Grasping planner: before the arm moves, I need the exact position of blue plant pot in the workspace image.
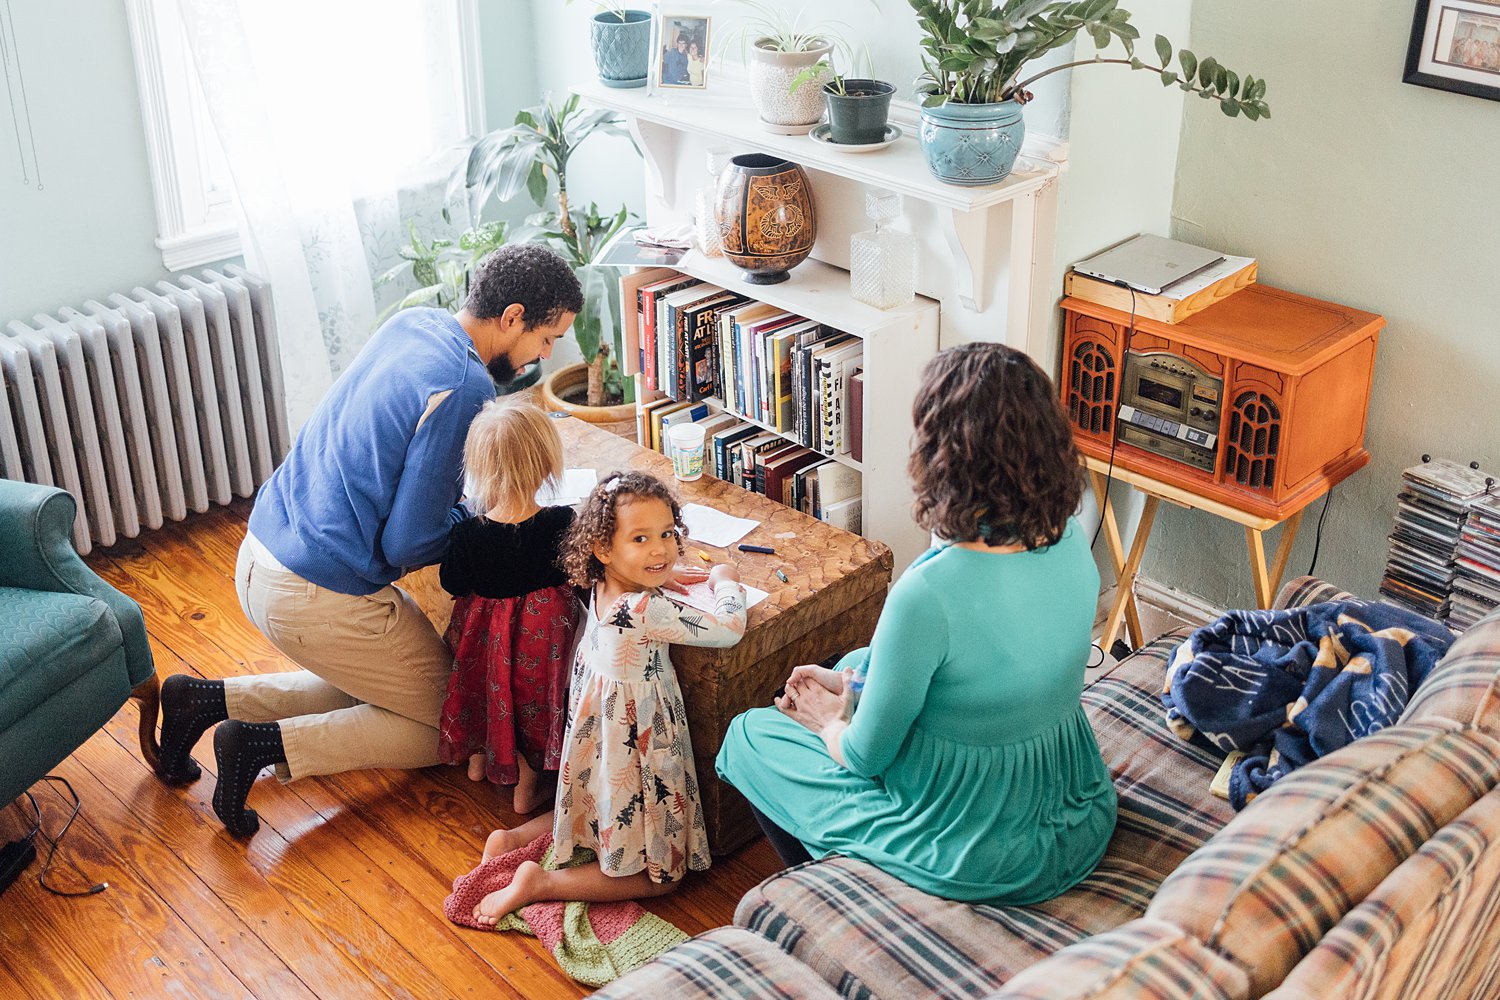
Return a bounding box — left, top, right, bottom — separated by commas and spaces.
918, 99, 1026, 187
591, 10, 652, 89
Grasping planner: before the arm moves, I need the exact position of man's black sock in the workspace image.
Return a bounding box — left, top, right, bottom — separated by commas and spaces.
156, 674, 228, 784
211, 720, 286, 837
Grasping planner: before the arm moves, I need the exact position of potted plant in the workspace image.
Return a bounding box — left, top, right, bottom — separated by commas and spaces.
569, 0, 653, 89
725, 1, 875, 134
449, 96, 640, 426
910, 0, 1270, 186
791, 52, 895, 146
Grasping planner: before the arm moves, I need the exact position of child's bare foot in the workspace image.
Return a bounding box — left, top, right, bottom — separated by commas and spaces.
511, 756, 550, 814
482, 827, 531, 862
473, 860, 545, 927
467, 753, 486, 782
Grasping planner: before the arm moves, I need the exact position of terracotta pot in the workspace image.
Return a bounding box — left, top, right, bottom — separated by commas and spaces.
540, 362, 636, 439
714, 153, 816, 285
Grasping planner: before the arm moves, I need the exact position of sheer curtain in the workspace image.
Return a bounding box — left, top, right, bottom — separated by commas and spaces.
176, 0, 473, 428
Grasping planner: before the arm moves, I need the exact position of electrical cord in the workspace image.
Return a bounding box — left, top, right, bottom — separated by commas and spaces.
1087, 284, 1139, 665
20, 776, 108, 897
1307, 488, 1334, 578
1088, 284, 1138, 552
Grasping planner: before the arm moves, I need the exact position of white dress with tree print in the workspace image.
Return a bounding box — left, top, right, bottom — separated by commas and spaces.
552, 582, 747, 882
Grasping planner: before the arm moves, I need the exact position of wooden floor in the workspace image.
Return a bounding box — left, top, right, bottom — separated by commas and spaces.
0, 500, 780, 999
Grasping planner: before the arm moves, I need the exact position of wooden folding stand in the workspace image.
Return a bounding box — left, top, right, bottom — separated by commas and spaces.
1089, 455, 1308, 652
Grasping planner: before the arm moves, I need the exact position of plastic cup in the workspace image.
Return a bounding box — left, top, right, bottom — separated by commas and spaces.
668, 422, 707, 482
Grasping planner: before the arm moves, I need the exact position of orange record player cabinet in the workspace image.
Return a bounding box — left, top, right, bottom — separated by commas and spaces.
1061, 284, 1382, 521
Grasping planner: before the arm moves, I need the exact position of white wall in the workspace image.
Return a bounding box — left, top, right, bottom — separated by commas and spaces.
1147, 0, 1500, 608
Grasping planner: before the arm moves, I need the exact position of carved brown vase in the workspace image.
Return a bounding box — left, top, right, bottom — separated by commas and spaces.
715, 153, 816, 285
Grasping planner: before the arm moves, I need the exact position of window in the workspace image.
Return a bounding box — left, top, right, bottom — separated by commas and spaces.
123, 0, 486, 272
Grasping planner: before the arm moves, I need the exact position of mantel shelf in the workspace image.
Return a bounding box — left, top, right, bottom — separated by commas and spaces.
574, 79, 1059, 214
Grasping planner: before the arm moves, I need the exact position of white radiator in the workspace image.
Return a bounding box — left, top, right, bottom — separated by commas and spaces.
2, 266, 289, 554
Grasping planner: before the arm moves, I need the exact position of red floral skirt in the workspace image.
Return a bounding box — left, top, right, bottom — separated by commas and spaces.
438, 585, 579, 785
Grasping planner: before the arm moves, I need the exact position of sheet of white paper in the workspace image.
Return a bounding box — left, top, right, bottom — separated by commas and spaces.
537, 468, 598, 507
681, 502, 760, 548
673, 580, 770, 614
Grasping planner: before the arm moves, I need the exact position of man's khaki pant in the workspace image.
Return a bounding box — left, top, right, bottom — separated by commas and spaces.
228, 536, 452, 781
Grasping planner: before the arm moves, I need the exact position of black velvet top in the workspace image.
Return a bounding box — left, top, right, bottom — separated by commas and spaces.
438, 506, 575, 599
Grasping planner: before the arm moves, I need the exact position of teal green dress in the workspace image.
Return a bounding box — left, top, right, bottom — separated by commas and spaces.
716, 521, 1117, 904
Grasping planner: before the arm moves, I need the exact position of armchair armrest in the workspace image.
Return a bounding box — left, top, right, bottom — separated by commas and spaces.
0, 479, 153, 687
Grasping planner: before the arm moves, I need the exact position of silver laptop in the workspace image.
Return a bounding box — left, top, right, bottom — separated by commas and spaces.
1072, 235, 1226, 295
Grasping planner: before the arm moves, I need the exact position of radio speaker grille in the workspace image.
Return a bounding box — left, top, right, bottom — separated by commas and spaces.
1226, 390, 1280, 489
1068, 341, 1115, 435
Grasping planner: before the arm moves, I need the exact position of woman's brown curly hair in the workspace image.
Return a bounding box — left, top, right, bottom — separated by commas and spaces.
907, 343, 1083, 550
559, 470, 687, 587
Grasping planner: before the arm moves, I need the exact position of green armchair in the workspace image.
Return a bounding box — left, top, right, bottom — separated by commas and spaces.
0, 479, 160, 807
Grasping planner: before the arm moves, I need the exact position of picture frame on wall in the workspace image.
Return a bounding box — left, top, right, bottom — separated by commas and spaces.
652, 11, 713, 92
1405, 0, 1500, 101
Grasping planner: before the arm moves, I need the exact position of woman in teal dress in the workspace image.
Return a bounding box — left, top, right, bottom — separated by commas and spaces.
716, 343, 1117, 905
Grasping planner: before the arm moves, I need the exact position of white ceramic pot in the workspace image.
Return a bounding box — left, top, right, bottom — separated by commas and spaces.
747, 37, 833, 135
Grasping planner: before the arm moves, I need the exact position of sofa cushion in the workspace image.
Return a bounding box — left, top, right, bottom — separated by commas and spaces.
735, 853, 1160, 1000
1146, 721, 1500, 996
1265, 787, 1500, 1000
1400, 610, 1500, 734
0, 586, 122, 731
591, 927, 845, 1000
1082, 631, 1236, 886
731, 632, 1239, 1000
1273, 576, 1356, 611
988, 918, 1249, 1000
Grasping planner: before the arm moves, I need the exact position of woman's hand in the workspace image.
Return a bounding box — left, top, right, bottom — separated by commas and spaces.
785, 664, 845, 696
776, 672, 852, 732
662, 564, 710, 593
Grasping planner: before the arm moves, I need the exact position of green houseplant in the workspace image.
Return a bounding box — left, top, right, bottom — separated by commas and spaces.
724, 1, 876, 133
450, 95, 638, 411
790, 48, 895, 146
909, 0, 1269, 185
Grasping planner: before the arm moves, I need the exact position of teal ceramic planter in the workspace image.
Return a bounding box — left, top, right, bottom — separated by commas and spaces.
590, 10, 651, 89
918, 99, 1026, 187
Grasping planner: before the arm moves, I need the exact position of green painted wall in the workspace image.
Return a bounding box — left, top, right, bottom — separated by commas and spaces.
1146, 0, 1499, 607
0, 1, 171, 321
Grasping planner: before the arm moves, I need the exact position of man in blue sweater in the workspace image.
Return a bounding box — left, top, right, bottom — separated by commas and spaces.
153, 243, 582, 836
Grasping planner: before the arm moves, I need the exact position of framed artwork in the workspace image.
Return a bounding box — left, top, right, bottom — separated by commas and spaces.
653, 11, 713, 91
1405, 0, 1500, 101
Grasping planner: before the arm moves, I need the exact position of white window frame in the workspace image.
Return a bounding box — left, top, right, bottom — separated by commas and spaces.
123, 0, 487, 272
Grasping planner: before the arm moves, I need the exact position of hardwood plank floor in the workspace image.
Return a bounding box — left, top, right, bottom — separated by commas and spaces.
1, 500, 780, 999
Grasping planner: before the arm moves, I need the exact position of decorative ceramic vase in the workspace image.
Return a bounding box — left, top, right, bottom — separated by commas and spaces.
748, 37, 833, 134
715, 153, 816, 285
918, 99, 1026, 186
824, 79, 895, 145
590, 10, 652, 89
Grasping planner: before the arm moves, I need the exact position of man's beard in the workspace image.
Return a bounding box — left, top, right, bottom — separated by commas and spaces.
487, 352, 523, 388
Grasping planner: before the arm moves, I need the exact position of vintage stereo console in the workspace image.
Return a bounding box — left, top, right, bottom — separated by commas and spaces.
1061, 284, 1382, 520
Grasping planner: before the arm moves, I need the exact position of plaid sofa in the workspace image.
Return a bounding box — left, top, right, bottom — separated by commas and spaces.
595, 577, 1500, 1000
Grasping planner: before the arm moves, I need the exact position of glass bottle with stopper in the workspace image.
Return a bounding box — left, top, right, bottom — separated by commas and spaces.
693, 148, 731, 258
850, 189, 916, 309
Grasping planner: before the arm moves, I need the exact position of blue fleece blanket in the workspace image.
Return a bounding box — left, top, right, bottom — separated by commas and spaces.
1162, 600, 1454, 809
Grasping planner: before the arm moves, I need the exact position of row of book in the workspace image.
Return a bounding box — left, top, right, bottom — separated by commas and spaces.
639, 397, 862, 533
632, 271, 864, 462
1378, 458, 1500, 631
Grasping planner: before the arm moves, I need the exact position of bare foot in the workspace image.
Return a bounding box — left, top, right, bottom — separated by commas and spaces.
482, 827, 529, 862
473, 860, 545, 927
511, 756, 551, 814
467, 753, 486, 782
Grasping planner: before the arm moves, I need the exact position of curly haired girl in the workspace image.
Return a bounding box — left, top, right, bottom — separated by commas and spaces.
466, 470, 747, 924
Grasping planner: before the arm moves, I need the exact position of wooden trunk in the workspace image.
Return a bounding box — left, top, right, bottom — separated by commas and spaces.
402, 416, 893, 854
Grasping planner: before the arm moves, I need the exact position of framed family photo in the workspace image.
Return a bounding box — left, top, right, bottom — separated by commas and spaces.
653, 11, 713, 91
1405, 0, 1500, 101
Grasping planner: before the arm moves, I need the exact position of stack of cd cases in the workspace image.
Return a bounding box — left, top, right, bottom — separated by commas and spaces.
1378, 458, 1493, 622
1451, 492, 1500, 631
